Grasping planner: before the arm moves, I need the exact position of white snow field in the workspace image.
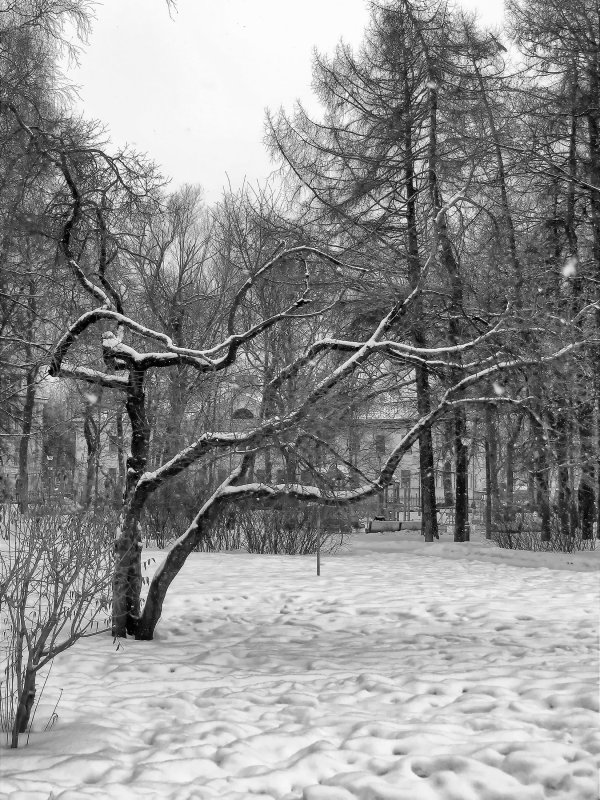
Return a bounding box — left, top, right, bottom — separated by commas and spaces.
2, 532, 599, 800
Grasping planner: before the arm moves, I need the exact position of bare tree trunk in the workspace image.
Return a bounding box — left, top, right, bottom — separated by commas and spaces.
485, 438, 493, 539
554, 409, 572, 538
11, 665, 36, 748
424, 64, 467, 541
82, 392, 101, 510
504, 412, 524, 525
115, 406, 126, 496
454, 409, 469, 542
578, 401, 595, 539
82, 410, 96, 509
18, 368, 37, 513
484, 405, 499, 535
530, 408, 551, 542
584, 60, 600, 541
442, 416, 454, 506
416, 367, 438, 541
404, 80, 438, 542
17, 280, 38, 513
113, 368, 150, 638
596, 383, 600, 540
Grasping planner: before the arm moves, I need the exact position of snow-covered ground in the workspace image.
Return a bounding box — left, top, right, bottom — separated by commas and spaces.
2, 532, 599, 799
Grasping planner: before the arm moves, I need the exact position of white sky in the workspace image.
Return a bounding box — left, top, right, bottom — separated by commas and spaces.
69, 0, 505, 203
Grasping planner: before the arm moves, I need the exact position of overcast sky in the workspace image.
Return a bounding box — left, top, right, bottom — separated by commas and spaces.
70, 0, 505, 203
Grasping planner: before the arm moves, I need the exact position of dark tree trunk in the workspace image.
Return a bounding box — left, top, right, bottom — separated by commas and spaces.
596, 369, 600, 540
404, 78, 438, 542
585, 49, 600, 539
82, 398, 100, 510
416, 367, 438, 541
115, 406, 126, 496
485, 438, 492, 540
12, 666, 36, 747
113, 508, 143, 637
578, 400, 596, 540
485, 405, 499, 534
504, 414, 523, 525
530, 410, 551, 542
554, 409, 572, 538
454, 408, 469, 542
17, 280, 38, 513
18, 368, 37, 513
442, 416, 454, 506
113, 367, 150, 638
424, 68, 467, 541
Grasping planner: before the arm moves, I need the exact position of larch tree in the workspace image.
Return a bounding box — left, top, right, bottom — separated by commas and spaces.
267, 0, 517, 542
508, 0, 600, 539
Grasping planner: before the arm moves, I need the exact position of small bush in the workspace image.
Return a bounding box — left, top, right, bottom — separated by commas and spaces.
141, 501, 348, 555
0, 511, 112, 748
492, 512, 597, 552
209, 504, 347, 555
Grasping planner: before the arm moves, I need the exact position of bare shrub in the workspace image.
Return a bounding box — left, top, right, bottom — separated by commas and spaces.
229, 504, 347, 555
141, 501, 349, 555
0, 512, 112, 748
142, 509, 186, 550
492, 512, 596, 553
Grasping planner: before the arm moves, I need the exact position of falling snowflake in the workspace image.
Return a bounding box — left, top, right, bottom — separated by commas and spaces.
492, 382, 505, 396
562, 257, 577, 277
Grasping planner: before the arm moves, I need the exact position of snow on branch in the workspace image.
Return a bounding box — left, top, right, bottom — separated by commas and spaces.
58, 364, 129, 390
48, 245, 357, 378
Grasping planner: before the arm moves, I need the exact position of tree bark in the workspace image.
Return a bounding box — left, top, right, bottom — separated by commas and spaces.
113, 367, 150, 637
485, 404, 499, 532
584, 55, 600, 540
416, 367, 438, 541
404, 78, 438, 542
454, 409, 469, 542
578, 400, 595, 539
485, 438, 492, 539
554, 409, 572, 538
424, 62, 468, 541
115, 406, 126, 496
530, 409, 551, 542
442, 416, 454, 506
82, 393, 101, 510
17, 280, 38, 513
18, 368, 37, 513
12, 666, 36, 747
